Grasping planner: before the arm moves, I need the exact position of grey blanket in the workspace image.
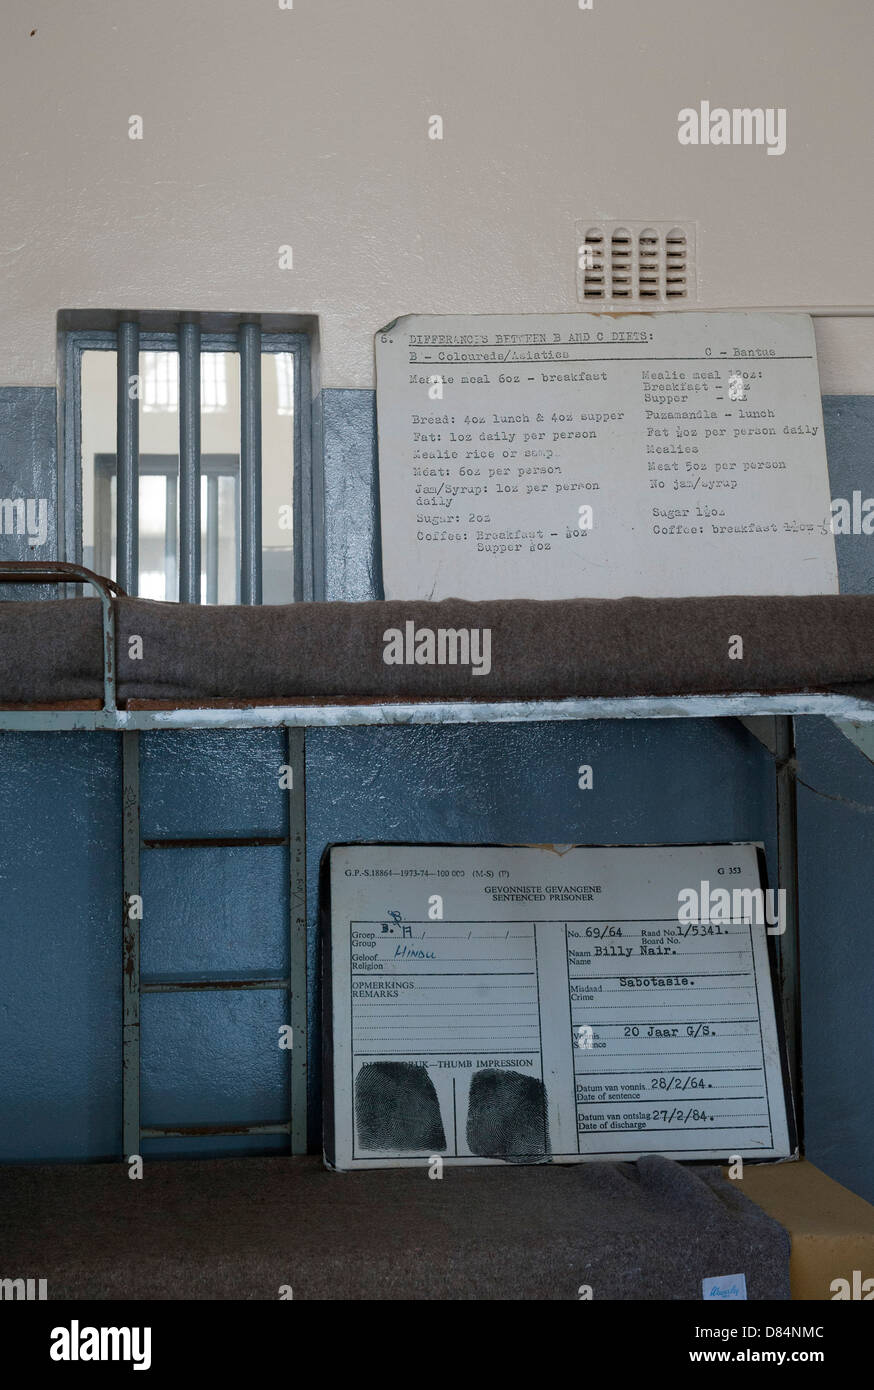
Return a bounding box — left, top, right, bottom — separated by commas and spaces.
0, 1153, 790, 1300
2, 592, 874, 704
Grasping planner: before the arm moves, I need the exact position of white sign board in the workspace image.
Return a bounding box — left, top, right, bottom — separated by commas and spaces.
324, 843, 794, 1170
375, 312, 838, 600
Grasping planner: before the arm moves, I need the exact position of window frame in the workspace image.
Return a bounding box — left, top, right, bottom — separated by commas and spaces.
61, 325, 317, 602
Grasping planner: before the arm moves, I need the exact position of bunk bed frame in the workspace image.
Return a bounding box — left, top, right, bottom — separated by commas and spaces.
3, 560, 874, 1160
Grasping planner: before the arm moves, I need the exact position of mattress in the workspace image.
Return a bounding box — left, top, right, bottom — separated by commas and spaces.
2, 593, 874, 706
0, 1152, 791, 1300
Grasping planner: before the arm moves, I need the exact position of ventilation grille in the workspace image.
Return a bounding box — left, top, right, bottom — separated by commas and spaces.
577, 221, 696, 306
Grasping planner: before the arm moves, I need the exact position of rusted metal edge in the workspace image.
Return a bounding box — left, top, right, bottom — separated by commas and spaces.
287, 725, 308, 1155
141, 978, 289, 993
142, 836, 287, 849
0, 561, 125, 712
141, 1122, 291, 1137
122, 731, 141, 1159
0, 560, 126, 595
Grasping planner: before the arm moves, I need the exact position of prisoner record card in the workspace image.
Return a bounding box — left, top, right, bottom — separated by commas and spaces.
375, 311, 838, 600
323, 843, 794, 1170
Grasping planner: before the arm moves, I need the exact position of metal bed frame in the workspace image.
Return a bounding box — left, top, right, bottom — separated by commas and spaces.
4, 560, 874, 1158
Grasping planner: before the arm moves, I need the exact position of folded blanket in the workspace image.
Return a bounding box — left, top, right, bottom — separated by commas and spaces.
0, 1152, 790, 1300
2, 593, 874, 705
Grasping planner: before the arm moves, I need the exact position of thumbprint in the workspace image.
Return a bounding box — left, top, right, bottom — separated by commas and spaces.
355, 1061, 446, 1151
466, 1068, 550, 1161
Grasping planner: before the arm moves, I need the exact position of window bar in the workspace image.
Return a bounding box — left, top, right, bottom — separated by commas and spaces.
116, 321, 140, 594
178, 323, 202, 603
233, 471, 241, 604
164, 472, 178, 602
206, 473, 219, 605
240, 323, 262, 604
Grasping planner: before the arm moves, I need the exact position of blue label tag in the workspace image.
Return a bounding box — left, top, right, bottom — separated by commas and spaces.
702, 1273, 748, 1300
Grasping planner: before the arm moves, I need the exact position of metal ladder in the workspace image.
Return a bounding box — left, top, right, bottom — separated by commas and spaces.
121, 726, 308, 1157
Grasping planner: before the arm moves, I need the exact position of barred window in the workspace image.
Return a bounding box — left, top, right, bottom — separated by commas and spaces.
62, 316, 314, 604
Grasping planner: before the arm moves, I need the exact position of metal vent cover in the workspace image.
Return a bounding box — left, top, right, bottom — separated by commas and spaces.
576, 220, 697, 307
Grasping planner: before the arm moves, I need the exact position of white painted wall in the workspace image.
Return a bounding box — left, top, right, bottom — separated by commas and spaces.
1, 0, 873, 390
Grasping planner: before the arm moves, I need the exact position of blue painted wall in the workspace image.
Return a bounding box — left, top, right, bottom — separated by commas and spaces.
304, 716, 777, 1148
0, 387, 57, 599
0, 384, 872, 1204
0, 732, 121, 1160
794, 718, 874, 1202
